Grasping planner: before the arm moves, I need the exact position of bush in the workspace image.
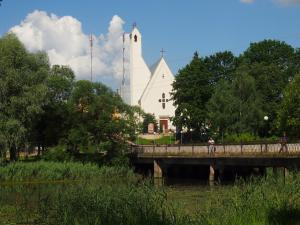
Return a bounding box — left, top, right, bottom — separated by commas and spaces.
42, 145, 73, 162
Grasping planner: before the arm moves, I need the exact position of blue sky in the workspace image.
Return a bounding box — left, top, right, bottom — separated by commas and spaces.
1, 0, 300, 88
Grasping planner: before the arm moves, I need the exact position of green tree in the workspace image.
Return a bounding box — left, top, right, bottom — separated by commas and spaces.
172, 52, 212, 133
0, 34, 49, 160
241, 40, 299, 134
208, 68, 264, 138
142, 113, 158, 133
207, 80, 236, 139
64, 80, 136, 158
204, 51, 238, 83
277, 73, 300, 139
33, 65, 75, 155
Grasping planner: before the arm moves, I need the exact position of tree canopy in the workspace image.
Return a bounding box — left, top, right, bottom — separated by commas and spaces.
172, 40, 300, 142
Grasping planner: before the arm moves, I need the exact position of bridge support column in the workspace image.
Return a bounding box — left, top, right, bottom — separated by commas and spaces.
154, 160, 164, 186
209, 165, 215, 186
154, 160, 163, 178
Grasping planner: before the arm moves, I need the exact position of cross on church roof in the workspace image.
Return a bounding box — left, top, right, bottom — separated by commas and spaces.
160, 48, 166, 57
132, 22, 137, 29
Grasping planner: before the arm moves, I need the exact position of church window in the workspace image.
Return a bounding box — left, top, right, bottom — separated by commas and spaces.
134, 35, 137, 42
162, 74, 165, 79
159, 93, 168, 109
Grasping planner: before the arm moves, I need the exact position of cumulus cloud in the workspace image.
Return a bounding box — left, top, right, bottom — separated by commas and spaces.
240, 0, 255, 4
275, 0, 300, 5
10, 10, 129, 87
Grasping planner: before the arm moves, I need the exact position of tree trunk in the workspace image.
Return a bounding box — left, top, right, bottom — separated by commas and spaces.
9, 146, 18, 161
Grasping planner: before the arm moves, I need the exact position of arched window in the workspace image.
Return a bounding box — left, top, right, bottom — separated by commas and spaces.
134, 35, 137, 42
162, 93, 165, 98
162, 103, 165, 109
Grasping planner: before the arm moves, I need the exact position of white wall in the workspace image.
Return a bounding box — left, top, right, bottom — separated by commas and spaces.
129, 27, 151, 106
140, 58, 176, 130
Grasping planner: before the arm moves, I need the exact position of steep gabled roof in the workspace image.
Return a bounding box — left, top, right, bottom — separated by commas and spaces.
139, 57, 173, 104
149, 57, 162, 75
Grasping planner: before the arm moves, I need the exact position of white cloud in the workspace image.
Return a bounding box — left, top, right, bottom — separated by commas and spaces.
10, 10, 129, 88
240, 0, 255, 4
275, 0, 300, 5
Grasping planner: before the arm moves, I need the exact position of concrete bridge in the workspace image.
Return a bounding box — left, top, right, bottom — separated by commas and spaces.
130, 142, 300, 185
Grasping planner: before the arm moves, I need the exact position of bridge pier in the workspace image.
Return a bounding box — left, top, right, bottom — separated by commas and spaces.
209, 165, 215, 186
153, 160, 164, 186
154, 160, 163, 178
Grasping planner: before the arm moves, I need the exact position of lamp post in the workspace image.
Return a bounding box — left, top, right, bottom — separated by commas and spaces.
153, 132, 156, 145
190, 128, 194, 142
169, 131, 172, 144
263, 115, 269, 152
264, 115, 269, 137
180, 130, 183, 145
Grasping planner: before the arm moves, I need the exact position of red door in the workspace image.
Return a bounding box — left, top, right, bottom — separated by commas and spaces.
160, 119, 168, 133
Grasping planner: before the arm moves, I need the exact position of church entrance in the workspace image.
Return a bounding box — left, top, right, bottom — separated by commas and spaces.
159, 118, 168, 133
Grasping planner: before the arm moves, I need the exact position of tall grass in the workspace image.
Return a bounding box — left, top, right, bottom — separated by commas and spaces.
0, 161, 135, 182
1, 162, 300, 225
197, 172, 300, 225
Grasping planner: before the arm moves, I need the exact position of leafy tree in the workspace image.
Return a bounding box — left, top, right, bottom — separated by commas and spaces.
0, 34, 49, 160
277, 73, 300, 139
241, 40, 299, 134
63, 80, 136, 158
32, 65, 75, 155
207, 80, 236, 139
204, 51, 238, 83
208, 67, 264, 138
172, 52, 212, 133
142, 113, 158, 133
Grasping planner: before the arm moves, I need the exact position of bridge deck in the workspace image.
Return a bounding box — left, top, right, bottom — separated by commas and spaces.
132, 143, 300, 158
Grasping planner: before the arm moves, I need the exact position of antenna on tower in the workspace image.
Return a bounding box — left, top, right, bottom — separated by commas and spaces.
89, 34, 93, 82
120, 32, 126, 98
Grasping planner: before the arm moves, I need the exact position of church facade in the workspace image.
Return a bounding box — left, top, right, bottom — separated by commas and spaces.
125, 26, 176, 132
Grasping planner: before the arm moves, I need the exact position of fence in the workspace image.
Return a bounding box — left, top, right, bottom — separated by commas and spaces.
132, 142, 300, 157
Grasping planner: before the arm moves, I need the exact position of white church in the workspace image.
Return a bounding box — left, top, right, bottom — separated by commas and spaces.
122, 25, 176, 132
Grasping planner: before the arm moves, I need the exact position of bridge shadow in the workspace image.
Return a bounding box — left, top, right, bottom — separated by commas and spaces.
268, 207, 300, 225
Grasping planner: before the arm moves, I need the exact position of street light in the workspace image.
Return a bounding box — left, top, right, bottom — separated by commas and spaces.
263, 115, 269, 152
180, 130, 183, 145
264, 115, 269, 137
153, 132, 156, 145
190, 128, 194, 142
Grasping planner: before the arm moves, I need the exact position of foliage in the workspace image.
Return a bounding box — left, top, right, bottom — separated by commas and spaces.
173, 40, 300, 141
142, 113, 158, 133
277, 73, 300, 139
0, 33, 49, 160
172, 52, 212, 133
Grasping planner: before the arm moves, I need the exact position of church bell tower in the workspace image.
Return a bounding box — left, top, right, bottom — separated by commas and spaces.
129, 24, 151, 106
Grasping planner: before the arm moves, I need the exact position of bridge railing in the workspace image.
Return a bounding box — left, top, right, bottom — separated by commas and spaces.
131, 142, 300, 156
